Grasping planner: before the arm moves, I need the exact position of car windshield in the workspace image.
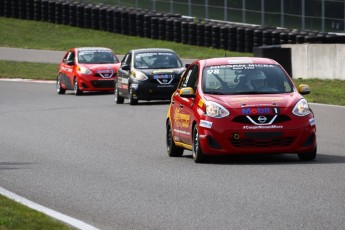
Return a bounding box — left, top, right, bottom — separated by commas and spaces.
202, 64, 294, 95
134, 52, 182, 69
77, 49, 119, 64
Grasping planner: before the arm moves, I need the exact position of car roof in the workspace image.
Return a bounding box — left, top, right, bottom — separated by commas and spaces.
131, 48, 176, 53
200, 57, 279, 66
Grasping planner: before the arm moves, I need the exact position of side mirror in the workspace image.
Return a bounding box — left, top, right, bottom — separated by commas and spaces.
179, 87, 195, 98
185, 64, 190, 68
298, 84, 310, 95
121, 64, 130, 71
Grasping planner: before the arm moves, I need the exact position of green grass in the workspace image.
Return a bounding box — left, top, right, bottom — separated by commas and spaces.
0, 61, 58, 80
293, 79, 345, 106
0, 17, 246, 59
0, 195, 74, 230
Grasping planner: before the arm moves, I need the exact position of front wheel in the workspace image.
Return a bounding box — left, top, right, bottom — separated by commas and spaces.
166, 120, 184, 157
74, 78, 82, 96
114, 82, 124, 104
298, 146, 317, 161
128, 86, 138, 105
192, 124, 207, 163
56, 76, 65, 94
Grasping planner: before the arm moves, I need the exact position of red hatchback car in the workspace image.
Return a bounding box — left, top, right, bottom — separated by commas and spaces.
56, 47, 120, 95
166, 57, 317, 163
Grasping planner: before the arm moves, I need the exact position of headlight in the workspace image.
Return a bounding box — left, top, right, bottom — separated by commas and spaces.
132, 70, 148, 81
205, 101, 230, 118
76, 66, 92, 75
292, 99, 311, 116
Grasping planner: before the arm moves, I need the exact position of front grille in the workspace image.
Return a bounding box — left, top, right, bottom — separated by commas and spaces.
90, 80, 114, 88
230, 136, 295, 148
232, 115, 291, 124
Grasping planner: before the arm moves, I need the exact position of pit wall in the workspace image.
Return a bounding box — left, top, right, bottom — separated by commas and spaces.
282, 44, 345, 80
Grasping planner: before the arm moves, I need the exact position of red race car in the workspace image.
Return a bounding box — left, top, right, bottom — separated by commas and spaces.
166, 57, 317, 163
56, 47, 120, 95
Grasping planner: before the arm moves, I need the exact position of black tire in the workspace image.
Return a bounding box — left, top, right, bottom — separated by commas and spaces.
298, 146, 317, 161
166, 120, 184, 157
56, 76, 66, 94
128, 85, 138, 105
74, 78, 82, 96
114, 82, 124, 104
192, 124, 207, 163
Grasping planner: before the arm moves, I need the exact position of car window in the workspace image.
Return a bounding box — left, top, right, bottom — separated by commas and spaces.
179, 64, 199, 90
64, 51, 75, 63
134, 52, 182, 69
202, 64, 293, 94
78, 49, 118, 64
121, 52, 132, 67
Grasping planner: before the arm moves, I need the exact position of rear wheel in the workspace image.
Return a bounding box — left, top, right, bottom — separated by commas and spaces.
56, 77, 65, 94
166, 120, 184, 157
74, 78, 82, 96
192, 124, 207, 163
129, 85, 138, 105
298, 146, 317, 161
114, 82, 124, 104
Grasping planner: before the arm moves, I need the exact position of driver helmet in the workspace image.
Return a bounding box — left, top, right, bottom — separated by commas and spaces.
247, 70, 266, 90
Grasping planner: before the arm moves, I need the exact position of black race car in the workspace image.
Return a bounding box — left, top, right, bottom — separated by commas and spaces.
114, 48, 186, 105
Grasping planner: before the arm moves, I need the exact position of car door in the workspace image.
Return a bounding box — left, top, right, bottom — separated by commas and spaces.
58, 50, 75, 89
171, 64, 199, 145
117, 52, 132, 97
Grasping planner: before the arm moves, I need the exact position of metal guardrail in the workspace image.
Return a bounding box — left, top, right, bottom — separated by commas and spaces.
75, 0, 345, 33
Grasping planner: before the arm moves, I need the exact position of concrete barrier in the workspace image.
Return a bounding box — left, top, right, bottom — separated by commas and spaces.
282, 44, 345, 80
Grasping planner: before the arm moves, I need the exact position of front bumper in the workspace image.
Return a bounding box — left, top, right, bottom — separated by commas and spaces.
132, 82, 177, 100
79, 76, 115, 91
197, 116, 317, 156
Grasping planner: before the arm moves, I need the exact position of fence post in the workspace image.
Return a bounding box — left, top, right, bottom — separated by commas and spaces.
261, 0, 264, 26
321, 0, 324, 32
301, 0, 305, 30
242, 0, 246, 23
205, 0, 208, 19
170, 0, 173, 13
224, 0, 227, 21
281, 0, 284, 28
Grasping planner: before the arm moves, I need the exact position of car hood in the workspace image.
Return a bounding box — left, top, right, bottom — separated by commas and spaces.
204, 93, 303, 109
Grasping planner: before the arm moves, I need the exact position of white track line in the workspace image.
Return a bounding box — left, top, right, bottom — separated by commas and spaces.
0, 186, 99, 230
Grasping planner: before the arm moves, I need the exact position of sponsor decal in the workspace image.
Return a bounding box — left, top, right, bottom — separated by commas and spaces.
97, 69, 113, 74
241, 107, 279, 115
173, 109, 190, 128
309, 118, 316, 126
61, 66, 73, 72
209, 64, 275, 70
198, 99, 204, 108
173, 129, 191, 135
200, 120, 212, 129
153, 74, 173, 79
229, 97, 284, 105
243, 125, 283, 130
121, 78, 129, 84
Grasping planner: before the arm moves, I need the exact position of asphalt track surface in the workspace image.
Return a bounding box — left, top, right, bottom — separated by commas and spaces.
1, 48, 345, 229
